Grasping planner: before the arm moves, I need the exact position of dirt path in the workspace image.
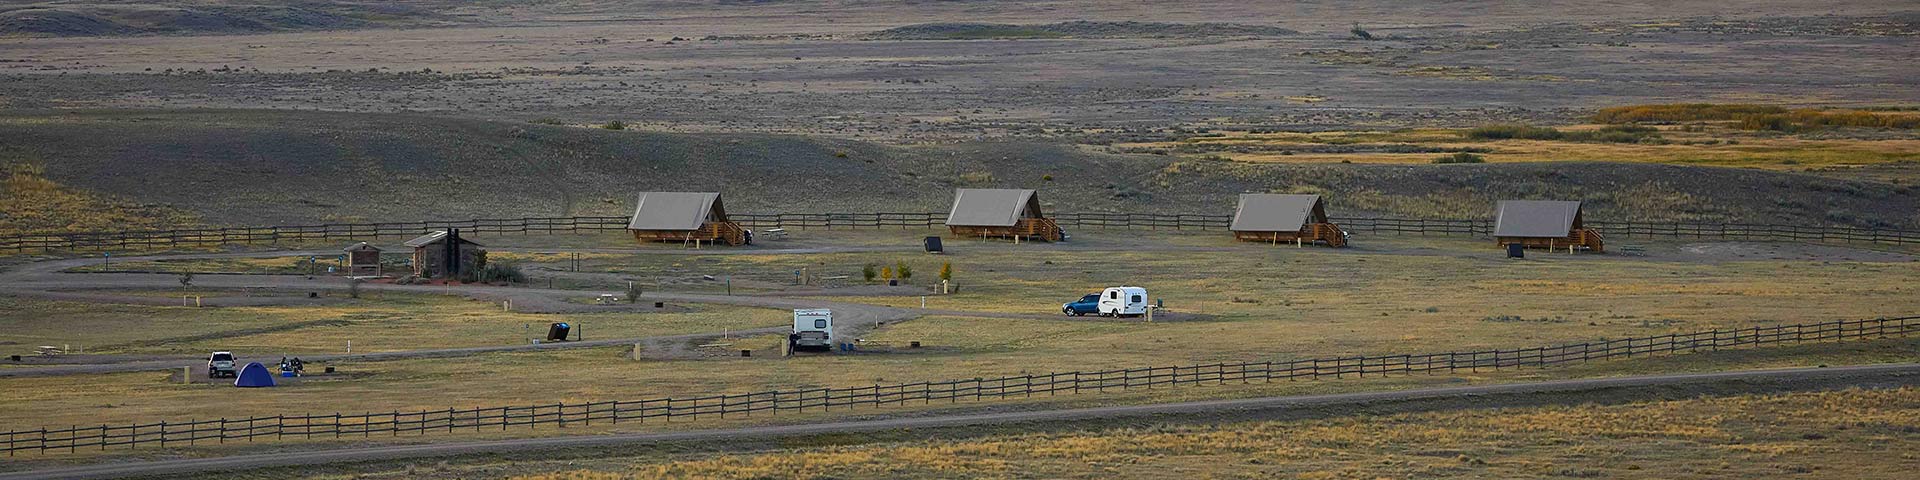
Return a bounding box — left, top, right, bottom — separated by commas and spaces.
3, 363, 1913, 480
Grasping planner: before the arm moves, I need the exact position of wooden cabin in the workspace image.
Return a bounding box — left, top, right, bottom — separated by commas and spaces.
627, 192, 748, 246
1494, 200, 1603, 252
944, 189, 1061, 242
1229, 194, 1347, 247
404, 229, 487, 278
343, 242, 383, 276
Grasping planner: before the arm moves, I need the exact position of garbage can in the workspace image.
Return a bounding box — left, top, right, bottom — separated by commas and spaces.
546, 322, 572, 342
924, 236, 944, 254
1506, 243, 1525, 258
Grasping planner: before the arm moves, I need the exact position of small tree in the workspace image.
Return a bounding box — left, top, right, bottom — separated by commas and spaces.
347, 277, 364, 299
626, 281, 642, 303
862, 264, 878, 283
1350, 23, 1374, 40
880, 266, 894, 281
178, 272, 194, 288
939, 262, 952, 282
896, 261, 913, 282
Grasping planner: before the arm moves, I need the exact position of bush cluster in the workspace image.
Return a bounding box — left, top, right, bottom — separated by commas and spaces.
1592, 103, 1786, 123
1432, 152, 1485, 164
1463, 124, 1661, 143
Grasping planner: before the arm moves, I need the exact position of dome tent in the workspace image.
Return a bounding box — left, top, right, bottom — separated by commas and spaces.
234, 362, 276, 388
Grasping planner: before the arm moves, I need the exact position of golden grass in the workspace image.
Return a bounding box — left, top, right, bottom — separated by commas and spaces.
509, 387, 1920, 480
0, 163, 203, 236
1116, 126, 1920, 169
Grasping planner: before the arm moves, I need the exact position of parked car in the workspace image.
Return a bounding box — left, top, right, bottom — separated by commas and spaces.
1062, 293, 1101, 316
207, 351, 237, 378
1063, 287, 1149, 317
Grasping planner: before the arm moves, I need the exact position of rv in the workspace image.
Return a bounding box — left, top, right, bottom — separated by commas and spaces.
791, 309, 834, 351
1098, 286, 1148, 317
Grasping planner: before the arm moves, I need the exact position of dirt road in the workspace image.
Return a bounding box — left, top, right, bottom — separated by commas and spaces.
3, 363, 1913, 480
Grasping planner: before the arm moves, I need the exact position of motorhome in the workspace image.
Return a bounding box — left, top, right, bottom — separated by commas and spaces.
791, 309, 833, 351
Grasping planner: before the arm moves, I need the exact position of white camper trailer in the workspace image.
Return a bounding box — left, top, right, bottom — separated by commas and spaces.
1099, 286, 1148, 317
791, 309, 834, 350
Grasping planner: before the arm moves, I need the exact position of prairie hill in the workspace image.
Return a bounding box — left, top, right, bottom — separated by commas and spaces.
1, 110, 1915, 231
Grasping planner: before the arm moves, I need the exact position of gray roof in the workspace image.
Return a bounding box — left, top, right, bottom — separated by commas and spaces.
1494, 200, 1583, 237
945, 189, 1041, 227
343, 242, 381, 252
1230, 194, 1324, 232
403, 231, 482, 248
627, 192, 724, 230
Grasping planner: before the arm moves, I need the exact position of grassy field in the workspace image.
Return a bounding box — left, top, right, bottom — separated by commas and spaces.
0, 294, 787, 355
0, 162, 203, 236
1, 231, 1916, 460
3, 337, 1910, 470
506, 386, 1920, 479
1115, 124, 1920, 170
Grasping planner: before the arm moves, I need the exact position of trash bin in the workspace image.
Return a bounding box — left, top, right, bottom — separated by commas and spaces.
546, 322, 572, 342
924, 236, 944, 253
1506, 243, 1525, 258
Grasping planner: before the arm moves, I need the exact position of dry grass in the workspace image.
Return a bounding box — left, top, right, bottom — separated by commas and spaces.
0, 162, 202, 236
508, 387, 1920, 479
1115, 126, 1920, 170
3, 233, 1918, 431
0, 294, 787, 355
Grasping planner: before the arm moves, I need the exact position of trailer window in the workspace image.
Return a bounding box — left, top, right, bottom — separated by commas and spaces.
1131, 295, 1142, 303
1109, 291, 1118, 299
815, 319, 828, 329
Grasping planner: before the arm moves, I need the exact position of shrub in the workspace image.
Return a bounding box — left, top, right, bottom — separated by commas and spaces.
1592, 103, 1786, 123
896, 261, 912, 281
880, 266, 894, 280
475, 263, 526, 284
939, 262, 952, 282
1464, 125, 1562, 140
1433, 152, 1485, 164
862, 264, 878, 282
626, 282, 642, 303
601, 120, 626, 130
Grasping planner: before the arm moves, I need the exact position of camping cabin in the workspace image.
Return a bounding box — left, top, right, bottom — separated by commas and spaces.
1494, 200, 1603, 253
343, 242, 383, 276
405, 229, 487, 278
627, 192, 748, 246
1229, 194, 1346, 247
944, 188, 1061, 242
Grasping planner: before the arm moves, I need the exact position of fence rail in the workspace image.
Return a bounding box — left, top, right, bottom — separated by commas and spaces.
6, 213, 1920, 253
6, 315, 1913, 456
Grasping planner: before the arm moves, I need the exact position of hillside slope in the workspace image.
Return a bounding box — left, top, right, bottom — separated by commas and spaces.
1, 110, 1915, 231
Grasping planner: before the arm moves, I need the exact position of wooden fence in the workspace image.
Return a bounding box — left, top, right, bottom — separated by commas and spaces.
5, 213, 1919, 253
6, 315, 1914, 456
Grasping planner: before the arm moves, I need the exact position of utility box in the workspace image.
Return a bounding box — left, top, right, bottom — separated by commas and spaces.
791, 309, 833, 351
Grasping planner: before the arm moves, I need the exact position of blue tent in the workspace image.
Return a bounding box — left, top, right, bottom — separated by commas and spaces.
234, 362, 276, 388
